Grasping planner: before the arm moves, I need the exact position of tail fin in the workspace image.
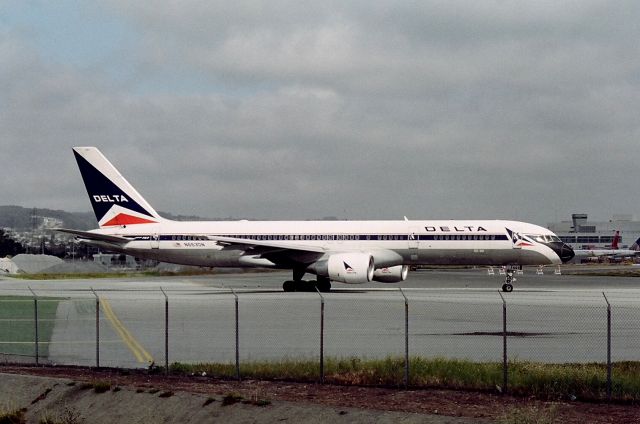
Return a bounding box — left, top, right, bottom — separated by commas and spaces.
73, 147, 164, 228
631, 238, 640, 251
611, 230, 621, 249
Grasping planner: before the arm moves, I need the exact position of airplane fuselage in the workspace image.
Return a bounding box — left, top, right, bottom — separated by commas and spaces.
88, 219, 565, 269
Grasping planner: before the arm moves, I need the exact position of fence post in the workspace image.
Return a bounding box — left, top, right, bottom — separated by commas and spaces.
231, 289, 240, 381
160, 287, 169, 375
28, 287, 39, 365
315, 287, 325, 384
91, 288, 100, 368
399, 288, 409, 388
498, 291, 507, 395
603, 292, 611, 402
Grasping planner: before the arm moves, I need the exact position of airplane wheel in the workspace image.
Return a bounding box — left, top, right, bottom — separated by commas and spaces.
283, 280, 296, 292
502, 283, 513, 293
317, 280, 331, 292
294, 280, 314, 292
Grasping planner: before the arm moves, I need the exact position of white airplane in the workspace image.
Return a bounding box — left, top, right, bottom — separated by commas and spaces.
573, 231, 640, 258
58, 147, 575, 292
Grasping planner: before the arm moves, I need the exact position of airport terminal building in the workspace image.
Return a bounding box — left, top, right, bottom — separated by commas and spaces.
547, 213, 640, 251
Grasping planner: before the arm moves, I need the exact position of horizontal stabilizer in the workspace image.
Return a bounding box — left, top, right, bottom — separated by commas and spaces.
56, 228, 129, 245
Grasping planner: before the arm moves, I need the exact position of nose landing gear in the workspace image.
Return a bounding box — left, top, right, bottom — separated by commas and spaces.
501, 267, 519, 292
501, 272, 514, 292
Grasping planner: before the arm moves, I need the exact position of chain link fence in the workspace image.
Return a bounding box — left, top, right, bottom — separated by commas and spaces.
1, 287, 639, 399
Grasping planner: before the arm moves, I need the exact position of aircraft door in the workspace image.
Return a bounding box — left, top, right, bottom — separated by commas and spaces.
151, 234, 160, 249
409, 230, 418, 249
409, 227, 419, 261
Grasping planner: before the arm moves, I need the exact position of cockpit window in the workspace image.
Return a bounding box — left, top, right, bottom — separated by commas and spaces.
525, 234, 546, 243
524, 234, 561, 243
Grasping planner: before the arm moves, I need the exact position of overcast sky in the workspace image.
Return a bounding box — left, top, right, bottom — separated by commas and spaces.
1, 1, 639, 225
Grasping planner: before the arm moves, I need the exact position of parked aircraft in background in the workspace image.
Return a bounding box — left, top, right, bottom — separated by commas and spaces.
573, 231, 640, 258
58, 147, 575, 292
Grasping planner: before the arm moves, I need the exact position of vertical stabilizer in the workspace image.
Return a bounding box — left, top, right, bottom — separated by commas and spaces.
611, 230, 621, 249
73, 147, 163, 228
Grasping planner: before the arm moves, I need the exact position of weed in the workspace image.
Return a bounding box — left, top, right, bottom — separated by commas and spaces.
169, 357, 640, 402
246, 388, 271, 407
497, 404, 559, 424
39, 406, 83, 424
222, 392, 244, 406
59, 406, 83, 424
250, 399, 271, 407
90, 380, 111, 394
38, 414, 53, 424
202, 397, 216, 407
0, 406, 25, 424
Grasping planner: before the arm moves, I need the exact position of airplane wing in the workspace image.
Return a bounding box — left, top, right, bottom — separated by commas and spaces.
207, 235, 327, 266
207, 236, 403, 269
207, 235, 326, 253
56, 228, 130, 245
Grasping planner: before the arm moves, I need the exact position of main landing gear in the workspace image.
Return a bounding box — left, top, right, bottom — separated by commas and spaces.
283, 275, 331, 292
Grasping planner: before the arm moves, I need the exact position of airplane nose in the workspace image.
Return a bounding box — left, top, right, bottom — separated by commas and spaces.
546, 242, 574, 263
559, 243, 575, 263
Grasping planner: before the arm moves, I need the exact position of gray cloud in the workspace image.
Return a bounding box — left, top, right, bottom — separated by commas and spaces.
1, 1, 640, 224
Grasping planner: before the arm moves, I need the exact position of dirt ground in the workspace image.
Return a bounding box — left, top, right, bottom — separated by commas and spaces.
1, 365, 639, 423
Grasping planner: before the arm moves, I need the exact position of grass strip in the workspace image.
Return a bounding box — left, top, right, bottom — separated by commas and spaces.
9, 271, 214, 280
9, 268, 276, 280
170, 357, 640, 402
0, 296, 60, 358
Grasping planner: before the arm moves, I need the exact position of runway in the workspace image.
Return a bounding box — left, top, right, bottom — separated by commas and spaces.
1, 268, 640, 369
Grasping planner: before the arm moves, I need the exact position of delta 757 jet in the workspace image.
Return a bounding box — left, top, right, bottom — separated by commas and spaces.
58, 147, 575, 292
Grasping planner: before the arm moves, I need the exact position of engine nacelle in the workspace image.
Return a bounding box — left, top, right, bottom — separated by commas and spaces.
327, 253, 374, 284
372, 265, 409, 283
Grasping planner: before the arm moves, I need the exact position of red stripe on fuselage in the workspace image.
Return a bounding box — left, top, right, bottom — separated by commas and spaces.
102, 213, 156, 226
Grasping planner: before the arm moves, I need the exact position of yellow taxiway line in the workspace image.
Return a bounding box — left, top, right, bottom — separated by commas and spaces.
100, 298, 153, 364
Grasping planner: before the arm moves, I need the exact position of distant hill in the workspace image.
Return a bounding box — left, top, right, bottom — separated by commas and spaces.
0, 205, 217, 231
0, 205, 339, 231
0, 206, 97, 231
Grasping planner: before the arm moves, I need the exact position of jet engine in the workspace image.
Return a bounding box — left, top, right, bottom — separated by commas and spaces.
324, 252, 374, 284
372, 265, 409, 283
